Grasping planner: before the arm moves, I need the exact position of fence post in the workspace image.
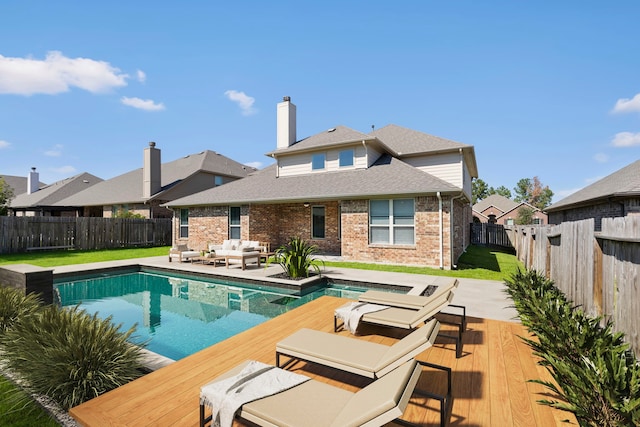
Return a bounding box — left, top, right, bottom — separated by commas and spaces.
593, 236, 603, 316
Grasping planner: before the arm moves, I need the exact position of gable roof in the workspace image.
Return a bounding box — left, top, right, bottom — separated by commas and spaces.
10, 172, 102, 208
547, 159, 640, 212
56, 150, 255, 207
473, 194, 520, 214
0, 174, 46, 196
266, 125, 378, 156
167, 154, 461, 207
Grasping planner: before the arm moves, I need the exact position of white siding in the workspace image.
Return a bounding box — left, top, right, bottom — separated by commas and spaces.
463, 162, 472, 199
277, 144, 371, 177
403, 152, 463, 188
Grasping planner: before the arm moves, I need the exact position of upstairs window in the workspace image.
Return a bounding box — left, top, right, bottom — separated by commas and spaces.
312, 153, 326, 170
214, 175, 223, 186
369, 199, 414, 245
179, 209, 189, 238
339, 149, 354, 167
229, 206, 241, 239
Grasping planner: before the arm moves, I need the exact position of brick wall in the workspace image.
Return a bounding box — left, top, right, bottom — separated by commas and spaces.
547, 198, 639, 231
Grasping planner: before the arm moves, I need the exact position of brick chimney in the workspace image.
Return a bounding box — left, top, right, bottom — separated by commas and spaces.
277, 96, 296, 149
27, 167, 39, 194
143, 142, 161, 199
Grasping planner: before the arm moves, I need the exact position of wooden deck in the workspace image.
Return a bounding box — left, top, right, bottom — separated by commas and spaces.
69, 296, 577, 426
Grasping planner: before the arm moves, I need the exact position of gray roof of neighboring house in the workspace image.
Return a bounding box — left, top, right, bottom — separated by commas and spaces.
473, 194, 520, 214
167, 154, 461, 207
547, 159, 640, 212
0, 175, 46, 196
56, 150, 255, 207
10, 172, 102, 208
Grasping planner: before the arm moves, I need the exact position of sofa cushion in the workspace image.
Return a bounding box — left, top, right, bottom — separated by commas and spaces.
177, 244, 188, 251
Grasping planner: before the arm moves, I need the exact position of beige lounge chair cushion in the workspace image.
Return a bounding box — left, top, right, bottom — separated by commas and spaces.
239, 359, 421, 427
362, 291, 454, 329
359, 278, 458, 309
276, 320, 439, 378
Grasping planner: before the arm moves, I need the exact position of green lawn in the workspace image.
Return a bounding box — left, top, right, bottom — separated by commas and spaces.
0, 243, 520, 425
0, 376, 60, 427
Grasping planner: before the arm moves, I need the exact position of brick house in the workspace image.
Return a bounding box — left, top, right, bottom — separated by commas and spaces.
167, 97, 478, 269
546, 159, 640, 231
54, 143, 255, 218
472, 194, 547, 225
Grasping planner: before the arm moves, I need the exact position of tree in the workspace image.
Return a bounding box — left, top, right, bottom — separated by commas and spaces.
513, 176, 553, 210
472, 178, 489, 204
0, 178, 15, 216
491, 185, 512, 199
515, 206, 534, 225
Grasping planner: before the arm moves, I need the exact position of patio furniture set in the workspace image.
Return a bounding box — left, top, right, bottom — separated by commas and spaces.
199, 278, 466, 427
169, 240, 274, 270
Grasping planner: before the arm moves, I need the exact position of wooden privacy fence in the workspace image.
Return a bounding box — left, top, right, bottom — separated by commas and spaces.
0, 217, 172, 254
510, 217, 640, 355
470, 222, 514, 248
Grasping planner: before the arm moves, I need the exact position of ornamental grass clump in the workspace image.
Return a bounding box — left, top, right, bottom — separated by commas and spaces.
1, 304, 146, 410
271, 236, 324, 279
504, 269, 640, 426
0, 286, 42, 334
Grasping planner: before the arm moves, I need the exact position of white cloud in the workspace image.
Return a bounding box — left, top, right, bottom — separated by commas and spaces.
593, 153, 608, 163
224, 90, 256, 116
0, 51, 129, 96
137, 70, 146, 83
611, 131, 640, 147
44, 144, 63, 157
0, 140, 9, 149
244, 161, 262, 169
612, 93, 640, 114
121, 96, 165, 111
51, 165, 76, 175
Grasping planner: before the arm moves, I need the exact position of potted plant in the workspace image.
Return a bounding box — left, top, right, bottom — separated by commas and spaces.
269, 236, 324, 279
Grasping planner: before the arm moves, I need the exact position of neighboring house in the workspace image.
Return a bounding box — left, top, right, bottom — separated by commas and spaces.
472, 194, 547, 225
55, 142, 256, 218
166, 97, 479, 269
0, 170, 46, 196
9, 169, 102, 216
546, 159, 640, 230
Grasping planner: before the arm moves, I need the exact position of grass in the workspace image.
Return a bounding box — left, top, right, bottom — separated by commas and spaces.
0, 246, 171, 267
0, 376, 60, 427
325, 245, 521, 282
0, 243, 520, 425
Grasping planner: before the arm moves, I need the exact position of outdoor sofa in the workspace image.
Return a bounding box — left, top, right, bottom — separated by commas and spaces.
168, 244, 201, 262
207, 239, 264, 270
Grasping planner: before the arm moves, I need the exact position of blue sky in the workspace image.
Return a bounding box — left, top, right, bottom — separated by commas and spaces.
1, 1, 639, 203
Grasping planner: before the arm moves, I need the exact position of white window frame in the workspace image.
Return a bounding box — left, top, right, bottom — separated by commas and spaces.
311, 153, 326, 170
229, 206, 241, 239
179, 208, 189, 238
369, 199, 415, 245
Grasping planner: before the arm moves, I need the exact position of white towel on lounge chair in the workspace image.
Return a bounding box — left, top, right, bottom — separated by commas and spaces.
200, 360, 309, 427
335, 301, 387, 334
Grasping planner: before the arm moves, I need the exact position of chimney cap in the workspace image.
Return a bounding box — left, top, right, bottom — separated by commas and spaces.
149, 141, 156, 147
31, 167, 36, 172
282, 96, 291, 102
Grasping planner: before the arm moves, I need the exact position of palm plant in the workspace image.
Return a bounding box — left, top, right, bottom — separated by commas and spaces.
270, 236, 324, 279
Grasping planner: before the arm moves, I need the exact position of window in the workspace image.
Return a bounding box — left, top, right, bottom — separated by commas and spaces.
369, 199, 414, 245
312, 206, 325, 239
505, 218, 514, 225
214, 175, 223, 186
533, 217, 542, 225
312, 153, 326, 170
339, 149, 354, 167
179, 209, 189, 238
229, 206, 241, 239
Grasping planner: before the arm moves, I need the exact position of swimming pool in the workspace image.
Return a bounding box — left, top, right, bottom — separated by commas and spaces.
54, 269, 373, 360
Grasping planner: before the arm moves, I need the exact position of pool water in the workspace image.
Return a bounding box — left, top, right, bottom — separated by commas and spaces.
55, 270, 368, 360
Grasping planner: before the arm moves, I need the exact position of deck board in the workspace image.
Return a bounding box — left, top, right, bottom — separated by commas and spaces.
69, 296, 577, 426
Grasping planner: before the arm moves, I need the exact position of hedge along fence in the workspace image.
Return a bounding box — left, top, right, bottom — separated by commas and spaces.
0, 217, 172, 254
509, 216, 640, 356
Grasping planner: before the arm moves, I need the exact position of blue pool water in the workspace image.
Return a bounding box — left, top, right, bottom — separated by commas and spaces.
55, 269, 369, 360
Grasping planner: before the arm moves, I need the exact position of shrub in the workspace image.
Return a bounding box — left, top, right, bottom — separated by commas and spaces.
504, 269, 640, 426
0, 304, 145, 410
270, 236, 324, 279
0, 286, 42, 334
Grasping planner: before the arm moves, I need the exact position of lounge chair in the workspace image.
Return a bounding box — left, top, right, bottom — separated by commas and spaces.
168, 244, 200, 262
336, 288, 465, 357
276, 319, 442, 379
200, 359, 436, 427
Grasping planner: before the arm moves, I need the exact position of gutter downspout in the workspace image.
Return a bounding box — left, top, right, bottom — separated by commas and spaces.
437, 191, 443, 269
362, 140, 367, 166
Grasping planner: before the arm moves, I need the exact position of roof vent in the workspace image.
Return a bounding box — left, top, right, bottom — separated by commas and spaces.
328, 128, 336, 132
